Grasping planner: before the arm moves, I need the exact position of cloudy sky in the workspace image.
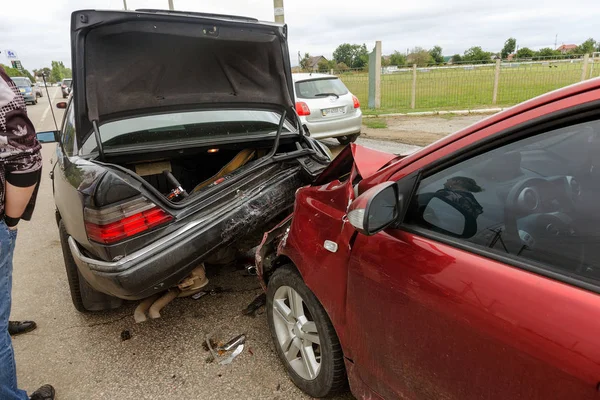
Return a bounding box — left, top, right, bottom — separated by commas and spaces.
1, 0, 598, 70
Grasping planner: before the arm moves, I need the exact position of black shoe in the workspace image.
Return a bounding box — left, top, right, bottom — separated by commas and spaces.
30, 384, 55, 400
8, 320, 37, 336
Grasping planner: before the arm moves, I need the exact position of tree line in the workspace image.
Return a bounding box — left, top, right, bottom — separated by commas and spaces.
1, 60, 72, 83
301, 37, 600, 71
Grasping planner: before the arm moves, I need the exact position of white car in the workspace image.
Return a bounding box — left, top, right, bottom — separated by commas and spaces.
293, 73, 362, 145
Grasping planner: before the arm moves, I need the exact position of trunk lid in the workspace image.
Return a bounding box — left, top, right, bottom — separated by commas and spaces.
70, 9, 295, 148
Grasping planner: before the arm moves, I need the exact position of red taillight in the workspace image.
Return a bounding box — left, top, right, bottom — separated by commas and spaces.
352, 95, 360, 109
295, 101, 311, 116
84, 197, 173, 244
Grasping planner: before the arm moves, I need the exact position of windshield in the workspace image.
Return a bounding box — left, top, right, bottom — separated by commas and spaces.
81, 109, 295, 154
62, 79, 72, 86
11, 77, 31, 87
295, 78, 349, 99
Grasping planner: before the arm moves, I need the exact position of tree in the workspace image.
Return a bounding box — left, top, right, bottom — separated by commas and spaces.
51, 61, 65, 82
501, 38, 516, 59
336, 62, 349, 72
577, 38, 597, 54
516, 47, 535, 59
451, 54, 462, 63
317, 58, 330, 73
407, 47, 433, 67
463, 46, 492, 63
333, 43, 369, 69
381, 56, 391, 67
429, 45, 444, 64
389, 51, 406, 66
534, 47, 560, 60
299, 53, 311, 71
0, 64, 22, 77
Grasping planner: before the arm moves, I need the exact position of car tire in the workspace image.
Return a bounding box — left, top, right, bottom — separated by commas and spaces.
267, 265, 347, 398
336, 134, 359, 145
32, 99, 37, 105
58, 221, 122, 312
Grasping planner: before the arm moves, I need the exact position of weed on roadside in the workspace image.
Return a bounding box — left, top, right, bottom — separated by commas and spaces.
364, 118, 388, 129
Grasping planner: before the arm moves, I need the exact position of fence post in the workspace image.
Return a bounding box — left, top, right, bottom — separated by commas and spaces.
411, 64, 417, 109
492, 59, 501, 105
581, 54, 590, 81
374, 41, 382, 108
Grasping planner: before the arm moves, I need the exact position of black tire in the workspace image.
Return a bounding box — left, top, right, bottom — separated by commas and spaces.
62, 94, 67, 99
33, 99, 37, 105
267, 265, 347, 398
58, 221, 122, 312
336, 133, 359, 145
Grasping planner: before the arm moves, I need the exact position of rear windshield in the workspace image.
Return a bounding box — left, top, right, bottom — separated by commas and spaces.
62, 79, 72, 86
82, 109, 294, 154
295, 78, 349, 99
11, 77, 31, 87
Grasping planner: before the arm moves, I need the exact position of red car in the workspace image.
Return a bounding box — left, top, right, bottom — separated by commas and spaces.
256, 78, 600, 399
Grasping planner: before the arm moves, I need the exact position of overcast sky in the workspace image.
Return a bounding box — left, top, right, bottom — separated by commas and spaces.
1, 0, 598, 70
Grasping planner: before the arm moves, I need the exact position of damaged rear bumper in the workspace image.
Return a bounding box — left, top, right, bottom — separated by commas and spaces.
69, 169, 303, 300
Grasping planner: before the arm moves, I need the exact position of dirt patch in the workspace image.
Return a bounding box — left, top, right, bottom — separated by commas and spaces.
361, 114, 488, 147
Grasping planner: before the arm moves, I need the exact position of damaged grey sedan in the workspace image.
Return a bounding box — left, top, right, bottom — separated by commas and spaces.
51, 9, 330, 315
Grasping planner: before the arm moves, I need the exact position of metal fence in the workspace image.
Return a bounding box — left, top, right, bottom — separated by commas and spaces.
328, 54, 600, 114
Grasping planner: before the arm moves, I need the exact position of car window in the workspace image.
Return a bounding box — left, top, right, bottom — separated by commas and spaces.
61, 104, 76, 156
11, 77, 31, 87
295, 78, 349, 99
81, 109, 295, 154
405, 118, 600, 285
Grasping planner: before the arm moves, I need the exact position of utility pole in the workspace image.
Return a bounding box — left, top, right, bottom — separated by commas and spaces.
273, 0, 284, 23
123, 0, 127, 10
554, 34, 558, 49
168, 0, 175, 10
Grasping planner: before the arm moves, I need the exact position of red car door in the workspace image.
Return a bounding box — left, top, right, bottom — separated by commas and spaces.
345, 115, 600, 399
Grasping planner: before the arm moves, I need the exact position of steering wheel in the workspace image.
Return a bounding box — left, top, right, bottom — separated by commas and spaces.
503, 177, 585, 271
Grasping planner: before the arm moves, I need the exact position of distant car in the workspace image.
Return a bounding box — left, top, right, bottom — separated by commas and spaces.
34, 82, 44, 98
292, 73, 362, 145
61, 78, 72, 98
257, 77, 600, 399
11, 77, 37, 105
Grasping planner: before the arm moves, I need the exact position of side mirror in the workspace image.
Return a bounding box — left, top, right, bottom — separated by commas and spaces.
36, 130, 59, 143
56, 102, 67, 109
348, 182, 399, 235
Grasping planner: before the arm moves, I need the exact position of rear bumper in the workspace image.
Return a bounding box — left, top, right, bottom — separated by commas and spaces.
302, 109, 362, 139
68, 168, 302, 300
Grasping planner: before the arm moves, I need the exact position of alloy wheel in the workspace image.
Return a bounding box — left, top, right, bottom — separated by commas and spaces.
272, 285, 322, 380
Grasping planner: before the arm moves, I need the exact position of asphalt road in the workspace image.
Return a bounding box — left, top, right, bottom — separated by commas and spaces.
13, 93, 419, 400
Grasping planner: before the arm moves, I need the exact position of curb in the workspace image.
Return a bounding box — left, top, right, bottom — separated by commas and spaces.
363, 107, 506, 118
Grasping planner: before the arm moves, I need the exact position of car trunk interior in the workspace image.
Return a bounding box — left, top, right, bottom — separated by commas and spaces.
101, 139, 301, 202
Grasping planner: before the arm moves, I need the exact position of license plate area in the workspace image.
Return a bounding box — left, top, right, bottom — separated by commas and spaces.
321, 107, 345, 117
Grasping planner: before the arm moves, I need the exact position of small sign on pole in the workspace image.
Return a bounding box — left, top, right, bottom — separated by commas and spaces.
5, 50, 18, 59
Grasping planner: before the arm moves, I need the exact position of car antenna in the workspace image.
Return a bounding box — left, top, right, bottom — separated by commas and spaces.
40, 74, 60, 132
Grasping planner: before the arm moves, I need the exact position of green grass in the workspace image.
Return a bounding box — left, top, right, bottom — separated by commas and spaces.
340, 62, 600, 114
363, 118, 388, 129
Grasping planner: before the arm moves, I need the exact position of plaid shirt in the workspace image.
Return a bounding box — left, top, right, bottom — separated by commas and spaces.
0, 66, 42, 219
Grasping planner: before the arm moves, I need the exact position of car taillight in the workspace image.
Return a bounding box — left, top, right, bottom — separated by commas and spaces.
295, 101, 311, 116
352, 95, 360, 109
84, 197, 173, 244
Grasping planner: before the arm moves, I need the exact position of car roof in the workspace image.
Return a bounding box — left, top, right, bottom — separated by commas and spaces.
292, 73, 338, 82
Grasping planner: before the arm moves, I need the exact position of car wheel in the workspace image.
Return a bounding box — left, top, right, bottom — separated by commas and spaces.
267, 265, 347, 398
33, 99, 37, 105
58, 221, 122, 312
336, 134, 359, 145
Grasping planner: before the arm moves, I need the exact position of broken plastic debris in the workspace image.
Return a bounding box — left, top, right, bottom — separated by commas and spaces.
121, 330, 131, 341
242, 293, 266, 317
218, 334, 246, 352
219, 343, 244, 365
192, 291, 208, 300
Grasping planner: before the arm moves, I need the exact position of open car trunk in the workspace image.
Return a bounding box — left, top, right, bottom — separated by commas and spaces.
101, 140, 304, 203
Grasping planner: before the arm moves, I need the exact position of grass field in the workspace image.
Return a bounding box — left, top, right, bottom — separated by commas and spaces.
339, 61, 600, 115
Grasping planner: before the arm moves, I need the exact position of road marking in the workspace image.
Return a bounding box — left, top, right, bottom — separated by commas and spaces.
40, 88, 60, 126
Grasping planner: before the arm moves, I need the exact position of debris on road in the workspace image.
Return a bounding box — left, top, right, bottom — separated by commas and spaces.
242, 293, 266, 317
120, 330, 131, 341
218, 334, 246, 352
219, 344, 244, 365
